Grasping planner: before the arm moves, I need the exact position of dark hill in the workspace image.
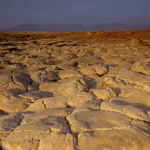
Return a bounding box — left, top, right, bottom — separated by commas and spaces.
0, 22, 150, 32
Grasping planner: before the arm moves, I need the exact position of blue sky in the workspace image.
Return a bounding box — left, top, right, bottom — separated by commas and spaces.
0, 0, 150, 29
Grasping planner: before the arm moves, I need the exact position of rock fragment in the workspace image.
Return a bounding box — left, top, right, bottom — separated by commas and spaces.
0, 112, 24, 140
67, 110, 131, 134
13, 75, 31, 89
0, 75, 11, 91
27, 92, 95, 111
79, 64, 108, 76
1, 109, 71, 150
131, 120, 150, 137
39, 79, 88, 96
100, 101, 123, 113
131, 62, 150, 75
19, 91, 52, 102
123, 105, 149, 121
78, 128, 150, 150
117, 71, 150, 85
90, 88, 117, 100
38, 133, 77, 150
0, 96, 31, 113
58, 70, 83, 80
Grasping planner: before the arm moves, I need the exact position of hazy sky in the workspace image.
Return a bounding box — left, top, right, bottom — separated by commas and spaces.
0, 0, 150, 29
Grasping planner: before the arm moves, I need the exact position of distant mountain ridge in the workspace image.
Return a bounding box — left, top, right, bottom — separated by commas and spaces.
0, 22, 150, 32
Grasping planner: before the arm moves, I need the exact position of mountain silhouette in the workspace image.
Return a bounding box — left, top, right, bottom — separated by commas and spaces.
0, 22, 150, 32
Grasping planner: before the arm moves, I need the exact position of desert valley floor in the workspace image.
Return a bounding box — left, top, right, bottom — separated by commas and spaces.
0, 30, 150, 150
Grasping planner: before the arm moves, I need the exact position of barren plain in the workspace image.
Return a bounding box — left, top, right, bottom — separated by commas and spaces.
0, 30, 150, 150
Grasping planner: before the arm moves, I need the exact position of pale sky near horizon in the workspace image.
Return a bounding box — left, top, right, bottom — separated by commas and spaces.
0, 0, 150, 29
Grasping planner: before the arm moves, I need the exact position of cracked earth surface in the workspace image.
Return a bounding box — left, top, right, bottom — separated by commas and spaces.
0, 30, 150, 150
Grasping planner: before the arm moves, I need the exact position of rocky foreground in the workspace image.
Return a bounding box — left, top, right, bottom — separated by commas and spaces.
0, 30, 150, 150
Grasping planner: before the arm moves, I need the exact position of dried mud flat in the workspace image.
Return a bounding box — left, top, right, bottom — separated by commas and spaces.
0, 30, 150, 150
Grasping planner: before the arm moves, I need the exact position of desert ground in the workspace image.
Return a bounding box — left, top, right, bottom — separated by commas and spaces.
0, 30, 150, 150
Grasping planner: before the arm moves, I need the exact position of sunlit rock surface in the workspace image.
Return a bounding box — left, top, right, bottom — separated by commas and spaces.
0, 30, 150, 149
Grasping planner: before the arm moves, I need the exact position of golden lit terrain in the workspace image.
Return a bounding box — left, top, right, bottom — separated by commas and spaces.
0, 30, 150, 150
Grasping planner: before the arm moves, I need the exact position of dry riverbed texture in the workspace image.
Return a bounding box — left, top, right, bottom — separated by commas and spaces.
0, 30, 150, 150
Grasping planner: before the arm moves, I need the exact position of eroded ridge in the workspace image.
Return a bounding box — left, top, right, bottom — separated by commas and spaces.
0, 30, 150, 150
